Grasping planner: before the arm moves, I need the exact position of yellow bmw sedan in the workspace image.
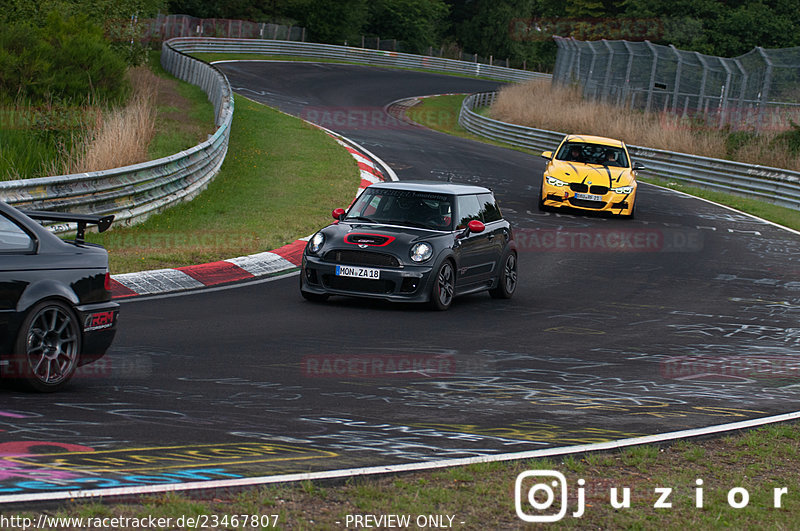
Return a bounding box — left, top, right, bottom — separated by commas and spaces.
539, 134, 644, 218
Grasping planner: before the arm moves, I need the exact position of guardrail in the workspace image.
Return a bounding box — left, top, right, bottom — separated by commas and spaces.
459, 92, 800, 211
0, 40, 233, 233
0, 37, 549, 232
165, 37, 552, 83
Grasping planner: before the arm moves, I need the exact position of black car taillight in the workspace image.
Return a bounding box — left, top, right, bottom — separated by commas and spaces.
104, 272, 112, 291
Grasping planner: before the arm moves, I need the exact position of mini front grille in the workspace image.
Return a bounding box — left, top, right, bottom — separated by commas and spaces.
324, 250, 400, 267
323, 275, 395, 294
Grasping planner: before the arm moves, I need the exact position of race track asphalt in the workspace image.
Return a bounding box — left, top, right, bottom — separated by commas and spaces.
1, 63, 798, 501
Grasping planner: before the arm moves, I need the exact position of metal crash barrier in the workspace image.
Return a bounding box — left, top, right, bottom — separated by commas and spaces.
459, 92, 800, 211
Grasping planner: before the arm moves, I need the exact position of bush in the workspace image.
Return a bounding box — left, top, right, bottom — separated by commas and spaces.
725, 130, 757, 158
0, 23, 51, 101
772, 120, 800, 157
0, 13, 128, 105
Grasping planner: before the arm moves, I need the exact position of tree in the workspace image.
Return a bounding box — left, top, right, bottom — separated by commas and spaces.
564, 0, 605, 18
366, 0, 449, 54
290, 0, 369, 45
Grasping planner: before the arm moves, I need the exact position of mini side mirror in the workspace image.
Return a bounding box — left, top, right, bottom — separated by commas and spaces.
332, 208, 346, 220
468, 220, 486, 233
459, 219, 486, 238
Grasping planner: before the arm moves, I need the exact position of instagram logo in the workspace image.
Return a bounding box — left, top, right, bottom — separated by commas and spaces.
515, 471, 585, 522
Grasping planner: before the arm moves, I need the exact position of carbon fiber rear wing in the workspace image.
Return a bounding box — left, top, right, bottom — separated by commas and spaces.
22, 211, 115, 244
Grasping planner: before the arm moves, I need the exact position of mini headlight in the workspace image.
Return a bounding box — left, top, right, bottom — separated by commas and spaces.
612, 185, 634, 194
410, 242, 433, 263
546, 175, 569, 187
308, 232, 325, 254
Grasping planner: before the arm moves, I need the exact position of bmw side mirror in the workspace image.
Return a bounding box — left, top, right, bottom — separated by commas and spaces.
541, 151, 553, 160
633, 161, 646, 171
332, 208, 346, 221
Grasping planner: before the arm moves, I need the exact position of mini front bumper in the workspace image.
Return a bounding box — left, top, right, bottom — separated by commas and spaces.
542, 181, 636, 216
301, 254, 435, 303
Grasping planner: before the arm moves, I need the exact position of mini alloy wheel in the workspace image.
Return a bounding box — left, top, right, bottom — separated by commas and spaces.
430, 260, 455, 310
490, 252, 518, 299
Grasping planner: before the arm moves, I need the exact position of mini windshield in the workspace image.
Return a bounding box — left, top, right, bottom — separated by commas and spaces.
345, 188, 454, 231
556, 142, 629, 168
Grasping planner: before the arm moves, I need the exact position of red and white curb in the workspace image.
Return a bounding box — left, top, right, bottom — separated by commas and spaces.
110, 131, 393, 299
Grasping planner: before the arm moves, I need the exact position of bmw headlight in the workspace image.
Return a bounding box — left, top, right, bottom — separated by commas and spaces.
308, 232, 325, 254
410, 242, 433, 263
612, 185, 634, 194
546, 175, 569, 187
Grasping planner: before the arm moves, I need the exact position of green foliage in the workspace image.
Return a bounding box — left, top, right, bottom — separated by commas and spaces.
293, 0, 370, 45
0, 22, 51, 101
0, 0, 166, 26
623, 0, 800, 56
565, 0, 605, 18
1, 0, 166, 66
771, 119, 800, 157
725, 130, 757, 157
367, 0, 449, 54
41, 14, 128, 103
0, 14, 127, 105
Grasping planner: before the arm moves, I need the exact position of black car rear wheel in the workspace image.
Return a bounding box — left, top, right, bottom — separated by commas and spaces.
14, 300, 81, 392
430, 260, 455, 311
490, 251, 518, 299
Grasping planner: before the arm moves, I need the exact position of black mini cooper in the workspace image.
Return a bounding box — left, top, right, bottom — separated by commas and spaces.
0, 201, 119, 392
300, 181, 517, 310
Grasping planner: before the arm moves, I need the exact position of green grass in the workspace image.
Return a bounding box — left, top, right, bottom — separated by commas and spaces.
408, 95, 800, 233
405, 94, 533, 151
0, 107, 87, 180
643, 176, 800, 231
147, 53, 216, 160
87, 94, 357, 273
7, 423, 800, 529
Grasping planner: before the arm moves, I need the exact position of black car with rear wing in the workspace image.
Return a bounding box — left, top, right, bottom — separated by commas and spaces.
300, 181, 518, 310
0, 200, 119, 392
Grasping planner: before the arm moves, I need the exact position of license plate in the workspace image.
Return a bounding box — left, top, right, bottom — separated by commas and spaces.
336, 265, 381, 279
574, 192, 604, 201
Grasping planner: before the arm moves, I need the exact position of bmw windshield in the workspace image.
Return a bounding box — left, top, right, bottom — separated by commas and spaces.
556, 142, 629, 168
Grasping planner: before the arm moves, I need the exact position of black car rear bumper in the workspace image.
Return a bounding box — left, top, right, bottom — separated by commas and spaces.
75, 301, 120, 364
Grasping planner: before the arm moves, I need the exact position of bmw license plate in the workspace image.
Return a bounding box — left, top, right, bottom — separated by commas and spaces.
574, 192, 604, 201
336, 265, 381, 279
